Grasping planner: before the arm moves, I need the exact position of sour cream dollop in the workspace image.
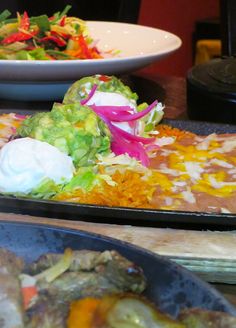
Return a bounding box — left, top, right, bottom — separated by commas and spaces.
0, 137, 75, 194
87, 91, 136, 109
87, 91, 137, 133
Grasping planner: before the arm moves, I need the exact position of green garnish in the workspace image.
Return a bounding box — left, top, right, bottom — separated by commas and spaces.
0, 9, 11, 23
30, 14, 50, 34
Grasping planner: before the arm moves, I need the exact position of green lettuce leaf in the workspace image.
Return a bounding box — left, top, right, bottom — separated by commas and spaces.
29, 179, 62, 199
30, 15, 50, 34
63, 167, 97, 192
0, 9, 11, 24
137, 102, 164, 133
15, 48, 50, 60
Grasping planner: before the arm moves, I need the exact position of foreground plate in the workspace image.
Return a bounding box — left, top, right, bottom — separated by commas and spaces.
0, 117, 236, 230
0, 21, 181, 101
0, 221, 234, 318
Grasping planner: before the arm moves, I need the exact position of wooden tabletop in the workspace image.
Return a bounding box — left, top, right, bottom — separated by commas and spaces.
1, 210, 236, 305
1, 209, 236, 283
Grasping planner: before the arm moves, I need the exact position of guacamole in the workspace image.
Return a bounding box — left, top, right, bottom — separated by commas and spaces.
17, 102, 111, 167
63, 75, 138, 105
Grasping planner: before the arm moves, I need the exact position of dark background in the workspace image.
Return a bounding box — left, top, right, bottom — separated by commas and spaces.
0, 0, 141, 23
0, 0, 221, 76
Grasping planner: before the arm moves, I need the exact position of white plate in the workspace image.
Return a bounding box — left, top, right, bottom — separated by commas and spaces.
0, 21, 181, 101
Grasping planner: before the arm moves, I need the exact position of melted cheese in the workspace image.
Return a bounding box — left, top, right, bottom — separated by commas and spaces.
0, 113, 25, 148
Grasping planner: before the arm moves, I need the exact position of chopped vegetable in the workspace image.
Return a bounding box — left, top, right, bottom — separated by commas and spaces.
1, 11, 32, 44
20, 274, 38, 309
0, 7, 115, 60
83, 91, 159, 166
17, 102, 111, 167
67, 294, 185, 328
63, 76, 163, 166
22, 285, 38, 309
0, 9, 11, 23
67, 297, 101, 328
34, 248, 73, 283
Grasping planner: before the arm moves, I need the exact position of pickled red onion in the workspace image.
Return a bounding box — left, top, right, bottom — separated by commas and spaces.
80, 87, 159, 166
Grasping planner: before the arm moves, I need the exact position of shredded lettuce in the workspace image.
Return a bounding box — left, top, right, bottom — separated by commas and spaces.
15, 48, 50, 60
63, 167, 97, 192
30, 179, 62, 199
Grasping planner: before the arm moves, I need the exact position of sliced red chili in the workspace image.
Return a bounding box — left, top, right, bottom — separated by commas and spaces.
19, 11, 30, 30
99, 75, 112, 82
51, 30, 69, 39
1, 29, 37, 44
1, 11, 36, 44
78, 34, 92, 59
60, 15, 66, 26
40, 35, 67, 47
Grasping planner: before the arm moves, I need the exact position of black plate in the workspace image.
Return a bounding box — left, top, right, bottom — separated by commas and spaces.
1, 109, 236, 230
0, 220, 235, 318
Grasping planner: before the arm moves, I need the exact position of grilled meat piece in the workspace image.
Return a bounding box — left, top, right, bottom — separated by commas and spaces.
37, 270, 143, 305
0, 248, 24, 328
27, 250, 113, 274
38, 271, 122, 303
28, 249, 146, 294
99, 250, 146, 293
34, 250, 146, 304
25, 295, 66, 328
26, 249, 146, 326
179, 308, 236, 327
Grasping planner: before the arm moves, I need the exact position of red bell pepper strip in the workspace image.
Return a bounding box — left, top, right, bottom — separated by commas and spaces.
2, 29, 38, 44
91, 46, 101, 55
51, 30, 69, 39
77, 34, 93, 59
1, 11, 38, 44
1, 11, 34, 44
19, 11, 30, 30
40, 35, 67, 47
60, 15, 66, 26
22, 285, 38, 309
98, 75, 112, 82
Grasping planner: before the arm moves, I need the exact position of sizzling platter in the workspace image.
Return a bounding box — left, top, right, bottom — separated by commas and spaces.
0, 75, 236, 229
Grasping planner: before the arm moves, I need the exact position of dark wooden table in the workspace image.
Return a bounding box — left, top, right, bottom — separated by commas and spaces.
0, 72, 188, 118
137, 72, 188, 119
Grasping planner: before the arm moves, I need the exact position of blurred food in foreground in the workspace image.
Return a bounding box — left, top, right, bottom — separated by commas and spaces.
0, 246, 235, 327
